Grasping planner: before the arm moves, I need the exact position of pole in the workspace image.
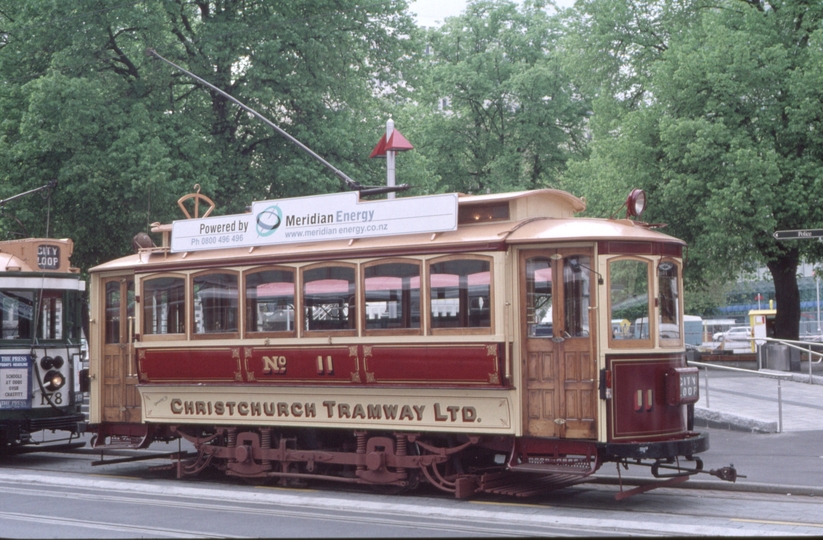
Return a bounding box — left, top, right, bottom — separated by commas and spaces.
386, 119, 396, 200
816, 274, 821, 333
703, 366, 710, 409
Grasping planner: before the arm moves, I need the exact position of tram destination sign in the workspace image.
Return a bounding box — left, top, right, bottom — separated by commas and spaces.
773, 229, 823, 240
171, 191, 458, 253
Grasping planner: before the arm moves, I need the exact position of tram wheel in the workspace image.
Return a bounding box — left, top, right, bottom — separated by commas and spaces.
368, 471, 420, 495
240, 476, 270, 486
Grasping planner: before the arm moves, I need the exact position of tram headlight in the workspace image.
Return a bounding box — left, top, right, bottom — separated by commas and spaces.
40, 356, 64, 370
626, 188, 646, 218
43, 370, 65, 392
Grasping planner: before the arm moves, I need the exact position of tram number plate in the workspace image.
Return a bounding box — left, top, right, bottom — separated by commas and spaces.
666, 367, 699, 405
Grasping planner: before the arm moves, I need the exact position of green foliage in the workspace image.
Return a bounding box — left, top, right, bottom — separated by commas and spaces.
401, 0, 590, 194
0, 0, 416, 270
561, 0, 823, 337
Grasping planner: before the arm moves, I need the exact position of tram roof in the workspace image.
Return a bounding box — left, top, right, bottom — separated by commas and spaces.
0, 251, 31, 272
0, 238, 78, 274
90, 190, 684, 274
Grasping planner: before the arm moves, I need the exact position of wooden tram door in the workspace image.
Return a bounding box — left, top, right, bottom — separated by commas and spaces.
521, 248, 597, 439
101, 276, 140, 423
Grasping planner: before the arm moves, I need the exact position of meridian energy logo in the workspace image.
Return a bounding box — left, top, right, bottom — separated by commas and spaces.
256, 205, 282, 237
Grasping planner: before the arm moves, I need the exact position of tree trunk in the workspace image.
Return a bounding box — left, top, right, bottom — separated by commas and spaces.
766, 247, 800, 340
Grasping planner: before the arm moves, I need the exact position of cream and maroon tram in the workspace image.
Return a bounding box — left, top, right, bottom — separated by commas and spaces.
86, 187, 735, 498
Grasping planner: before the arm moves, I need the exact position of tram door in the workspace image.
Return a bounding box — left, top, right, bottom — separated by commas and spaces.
101, 276, 139, 423
521, 248, 597, 439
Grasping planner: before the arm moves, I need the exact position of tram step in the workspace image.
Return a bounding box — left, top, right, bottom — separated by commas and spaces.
508, 460, 596, 475
476, 471, 591, 497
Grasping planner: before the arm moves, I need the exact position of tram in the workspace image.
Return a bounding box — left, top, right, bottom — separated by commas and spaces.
85, 185, 737, 499
0, 237, 86, 453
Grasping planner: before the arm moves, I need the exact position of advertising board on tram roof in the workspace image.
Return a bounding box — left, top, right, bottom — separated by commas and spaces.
170, 191, 458, 253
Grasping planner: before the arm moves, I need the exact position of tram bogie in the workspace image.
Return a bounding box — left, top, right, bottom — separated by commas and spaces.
85, 187, 736, 498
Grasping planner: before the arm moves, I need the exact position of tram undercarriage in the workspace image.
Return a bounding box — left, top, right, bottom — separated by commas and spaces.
89, 424, 737, 500
145, 425, 600, 498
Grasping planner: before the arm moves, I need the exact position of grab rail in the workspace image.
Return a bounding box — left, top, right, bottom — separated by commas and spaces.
753, 336, 823, 382
713, 335, 822, 382
687, 359, 792, 433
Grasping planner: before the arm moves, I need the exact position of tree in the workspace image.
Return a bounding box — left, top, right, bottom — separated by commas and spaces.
562, 0, 823, 338
401, 0, 590, 194
0, 0, 416, 271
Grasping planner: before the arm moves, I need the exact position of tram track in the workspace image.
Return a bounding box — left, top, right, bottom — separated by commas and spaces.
0, 473, 619, 538
7, 443, 823, 535
0, 510, 232, 539
1, 462, 821, 537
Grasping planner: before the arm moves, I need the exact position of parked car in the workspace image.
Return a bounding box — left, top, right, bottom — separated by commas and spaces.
718, 326, 752, 342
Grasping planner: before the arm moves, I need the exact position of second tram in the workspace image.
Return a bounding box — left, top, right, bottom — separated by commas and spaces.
0, 238, 86, 453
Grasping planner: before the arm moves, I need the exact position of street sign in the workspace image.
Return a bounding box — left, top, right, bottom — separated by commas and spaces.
773, 229, 823, 240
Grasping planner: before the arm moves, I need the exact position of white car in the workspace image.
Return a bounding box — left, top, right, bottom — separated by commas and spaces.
719, 326, 752, 342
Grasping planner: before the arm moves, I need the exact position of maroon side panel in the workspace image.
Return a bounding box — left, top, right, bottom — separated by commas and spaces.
245, 346, 361, 384
607, 354, 688, 441
138, 343, 505, 387
364, 343, 502, 386
139, 348, 243, 383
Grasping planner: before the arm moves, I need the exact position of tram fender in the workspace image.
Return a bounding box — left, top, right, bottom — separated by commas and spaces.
600, 431, 709, 461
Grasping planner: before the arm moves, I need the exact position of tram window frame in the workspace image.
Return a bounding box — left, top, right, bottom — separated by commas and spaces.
524, 256, 554, 339
302, 263, 358, 337
64, 288, 84, 342
607, 256, 653, 349
141, 274, 187, 341
244, 266, 297, 338
658, 258, 683, 348
563, 255, 592, 338
362, 259, 422, 336
36, 290, 64, 341
0, 290, 36, 341
104, 281, 120, 345
191, 270, 240, 339
428, 255, 493, 336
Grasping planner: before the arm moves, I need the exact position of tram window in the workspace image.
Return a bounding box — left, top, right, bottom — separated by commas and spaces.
105, 282, 120, 343
37, 292, 63, 340
364, 262, 420, 331
303, 265, 356, 333
430, 258, 491, 330
143, 277, 185, 335
65, 290, 83, 341
658, 261, 681, 343
609, 259, 651, 342
564, 256, 591, 337
0, 290, 34, 340
458, 202, 510, 224
105, 281, 134, 344
193, 273, 238, 335
246, 269, 295, 333
525, 258, 553, 338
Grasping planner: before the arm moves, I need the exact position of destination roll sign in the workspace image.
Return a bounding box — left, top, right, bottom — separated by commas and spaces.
773, 229, 823, 240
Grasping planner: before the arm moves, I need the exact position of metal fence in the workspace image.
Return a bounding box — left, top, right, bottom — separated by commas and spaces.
688, 337, 822, 433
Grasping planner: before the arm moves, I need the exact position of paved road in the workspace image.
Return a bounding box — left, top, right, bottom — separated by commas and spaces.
2, 461, 822, 537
